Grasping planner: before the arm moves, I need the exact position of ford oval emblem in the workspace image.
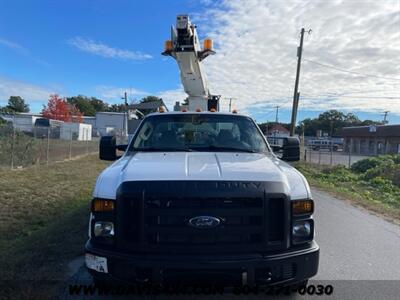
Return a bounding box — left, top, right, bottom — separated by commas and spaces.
188, 216, 221, 229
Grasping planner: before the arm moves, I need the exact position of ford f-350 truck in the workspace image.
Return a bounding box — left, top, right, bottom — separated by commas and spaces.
85, 111, 319, 288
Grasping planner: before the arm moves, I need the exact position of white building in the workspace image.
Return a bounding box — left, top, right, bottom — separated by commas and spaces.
60, 122, 92, 141
1, 113, 40, 132
94, 112, 127, 136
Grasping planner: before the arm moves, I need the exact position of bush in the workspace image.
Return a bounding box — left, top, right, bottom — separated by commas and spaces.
351, 157, 381, 173
351, 155, 398, 173
321, 165, 357, 182
351, 155, 400, 188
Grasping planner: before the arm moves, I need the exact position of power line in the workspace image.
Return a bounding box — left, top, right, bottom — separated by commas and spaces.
304, 59, 400, 81
301, 94, 399, 100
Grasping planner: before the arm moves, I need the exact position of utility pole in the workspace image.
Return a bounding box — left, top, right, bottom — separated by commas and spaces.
122, 92, 128, 138
227, 97, 236, 112
275, 106, 280, 123
290, 28, 311, 136
383, 111, 389, 124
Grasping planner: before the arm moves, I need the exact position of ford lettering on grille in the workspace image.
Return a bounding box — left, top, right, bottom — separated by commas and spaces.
188, 216, 221, 229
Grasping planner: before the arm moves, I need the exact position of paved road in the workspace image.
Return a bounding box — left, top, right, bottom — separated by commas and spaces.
61, 188, 400, 300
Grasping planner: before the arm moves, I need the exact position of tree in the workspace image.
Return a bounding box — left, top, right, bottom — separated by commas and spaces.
296, 110, 384, 136
140, 96, 161, 103
89, 97, 109, 112
182, 97, 189, 106
42, 94, 83, 122
5, 96, 29, 113
66, 95, 109, 116
108, 104, 127, 112
138, 95, 163, 115
66, 95, 96, 116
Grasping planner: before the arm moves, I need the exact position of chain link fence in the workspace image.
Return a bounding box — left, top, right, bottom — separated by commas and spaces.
300, 138, 374, 167
0, 124, 100, 169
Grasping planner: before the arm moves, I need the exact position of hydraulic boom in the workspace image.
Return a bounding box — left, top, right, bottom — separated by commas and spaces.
162, 15, 219, 111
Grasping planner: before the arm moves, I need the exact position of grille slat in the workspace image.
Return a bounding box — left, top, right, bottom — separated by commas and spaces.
145, 208, 264, 216
118, 181, 288, 253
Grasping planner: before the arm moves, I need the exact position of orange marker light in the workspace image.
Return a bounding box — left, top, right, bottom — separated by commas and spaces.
195, 107, 202, 112
92, 199, 115, 212
210, 108, 216, 112
292, 200, 314, 215
158, 106, 166, 113
164, 40, 173, 51
203, 39, 213, 51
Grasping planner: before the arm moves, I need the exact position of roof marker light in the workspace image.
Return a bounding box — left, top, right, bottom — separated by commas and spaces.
164, 40, 173, 51
203, 39, 213, 51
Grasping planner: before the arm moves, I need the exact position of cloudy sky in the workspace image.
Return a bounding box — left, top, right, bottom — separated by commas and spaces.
0, 0, 399, 123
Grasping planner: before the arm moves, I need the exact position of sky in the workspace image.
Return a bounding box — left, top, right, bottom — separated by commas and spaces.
0, 0, 399, 124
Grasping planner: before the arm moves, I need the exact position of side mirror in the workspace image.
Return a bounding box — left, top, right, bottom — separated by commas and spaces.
99, 136, 129, 161
99, 136, 117, 161
281, 137, 300, 161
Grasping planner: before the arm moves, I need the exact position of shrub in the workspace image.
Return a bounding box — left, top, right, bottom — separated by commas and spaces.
351, 157, 381, 173
351, 155, 398, 173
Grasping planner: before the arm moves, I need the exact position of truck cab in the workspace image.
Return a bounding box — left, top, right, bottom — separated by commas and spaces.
85, 111, 319, 288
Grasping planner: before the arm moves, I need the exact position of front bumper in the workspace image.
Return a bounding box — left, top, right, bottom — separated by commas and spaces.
85, 240, 319, 286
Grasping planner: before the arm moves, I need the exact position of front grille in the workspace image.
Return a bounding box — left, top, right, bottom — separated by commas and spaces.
117, 181, 288, 253
145, 197, 265, 245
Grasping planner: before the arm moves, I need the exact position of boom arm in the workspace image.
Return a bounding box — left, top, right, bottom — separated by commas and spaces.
162, 15, 219, 111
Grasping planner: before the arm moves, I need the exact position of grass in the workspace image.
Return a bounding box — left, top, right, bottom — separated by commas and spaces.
293, 160, 400, 223
0, 155, 109, 300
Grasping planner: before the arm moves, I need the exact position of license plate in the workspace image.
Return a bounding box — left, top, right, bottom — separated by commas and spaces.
85, 253, 108, 273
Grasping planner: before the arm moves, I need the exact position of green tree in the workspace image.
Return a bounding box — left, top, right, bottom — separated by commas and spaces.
296, 110, 383, 136
66, 95, 109, 116
108, 104, 126, 112
182, 97, 189, 106
5, 96, 29, 113
140, 96, 161, 103
89, 97, 109, 112
138, 95, 163, 115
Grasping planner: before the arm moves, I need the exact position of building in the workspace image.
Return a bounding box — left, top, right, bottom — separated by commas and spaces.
0, 113, 41, 133
129, 99, 168, 113
94, 112, 128, 136
60, 122, 92, 141
268, 124, 290, 137
340, 125, 400, 155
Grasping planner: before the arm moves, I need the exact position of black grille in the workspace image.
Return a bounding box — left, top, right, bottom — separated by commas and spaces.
145, 197, 265, 245
117, 181, 289, 253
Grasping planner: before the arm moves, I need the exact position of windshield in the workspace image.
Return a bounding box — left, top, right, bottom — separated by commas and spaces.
128, 114, 270, 153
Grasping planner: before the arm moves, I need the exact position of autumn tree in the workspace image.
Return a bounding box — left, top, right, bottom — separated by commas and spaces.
42, 94, 83, 122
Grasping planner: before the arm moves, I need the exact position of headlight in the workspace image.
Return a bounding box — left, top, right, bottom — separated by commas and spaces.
292, 220, 313, 244
94, 221, 114, 237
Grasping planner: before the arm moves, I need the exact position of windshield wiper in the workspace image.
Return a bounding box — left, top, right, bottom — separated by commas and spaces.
132, 147, 194, 152
192, 145, 258, 153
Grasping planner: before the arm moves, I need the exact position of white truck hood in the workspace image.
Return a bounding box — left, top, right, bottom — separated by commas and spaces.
93, 152, 311, 200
